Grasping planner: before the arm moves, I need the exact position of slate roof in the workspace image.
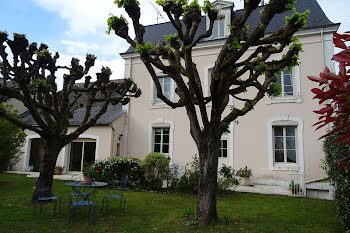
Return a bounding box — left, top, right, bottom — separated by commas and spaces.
22, 103, 125, 126
122, 0, 338, 54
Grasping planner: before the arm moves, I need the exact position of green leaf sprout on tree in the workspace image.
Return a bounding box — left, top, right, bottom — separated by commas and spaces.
107, 15, 128, 34
164, 33, 180, 44
114, 0, 139, 8
136, 42, 154, 56
285, 10, 310, 30
267, 82, 282, 97
202, 0, 213, 13
227, 37, 242, 50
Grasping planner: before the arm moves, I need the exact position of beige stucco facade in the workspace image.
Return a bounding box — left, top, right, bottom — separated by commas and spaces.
122, 28, 337, 186
14, 113, 127, 174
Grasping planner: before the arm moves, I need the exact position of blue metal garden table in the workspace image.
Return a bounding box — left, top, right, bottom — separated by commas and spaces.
66, 181, 108, 224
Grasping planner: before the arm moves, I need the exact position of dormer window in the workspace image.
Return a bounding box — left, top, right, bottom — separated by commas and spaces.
213, 15, 225, 39
207, 1, 233, 40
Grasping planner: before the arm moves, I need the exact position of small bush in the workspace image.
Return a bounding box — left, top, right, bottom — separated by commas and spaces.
236, 166, 252, 177
175, 156, 200, 195
0, 117, 26, 171
219, 164, 235, 179
90, 156, 144, 186
323, 132, 350, 231
141, 152, 170, 190
218, 165, 239, 196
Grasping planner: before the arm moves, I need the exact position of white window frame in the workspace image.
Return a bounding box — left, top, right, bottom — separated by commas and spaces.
277, 69, 294, 97
150, 75, 175, 109
68, 140, 97, 172
206, 6, 231, 40
148, 119, 174, 161
23, 134, 99, 173
212, 14, 226, 39
273, 126, 297, 164
267, 117, 304, 171
219, 133, 229, 158
266, 65, 302, 104
152, 127, 170, 155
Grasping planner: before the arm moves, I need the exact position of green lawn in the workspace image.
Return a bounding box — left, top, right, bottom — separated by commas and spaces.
0, 173, 343, 233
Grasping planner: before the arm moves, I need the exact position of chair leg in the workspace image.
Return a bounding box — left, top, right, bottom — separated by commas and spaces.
106, 198, 109, 216
92, 206, 96, 225
32, 202, 37, 219
123, 198, 126, 213
68, 206, 75, 224
53, 200, 56, 218
102, 197, 105, 214
59, 198, 62, 214
88, 206, 91, 220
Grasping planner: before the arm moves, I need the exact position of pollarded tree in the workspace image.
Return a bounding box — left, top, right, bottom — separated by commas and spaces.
0, 32, 141, 198
108, 0, 308, 224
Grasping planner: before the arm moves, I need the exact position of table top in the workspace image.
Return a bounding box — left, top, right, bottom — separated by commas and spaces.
66, 181, 108, 187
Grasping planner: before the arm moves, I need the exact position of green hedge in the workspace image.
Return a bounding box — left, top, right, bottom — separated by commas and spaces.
141, 152, 170, 190
91, 156, 144, 186
323, 132, 350, 231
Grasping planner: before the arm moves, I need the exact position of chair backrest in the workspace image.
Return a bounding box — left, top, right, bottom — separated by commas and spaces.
107, 175, 128, 196
120, 175, 128, 190
71, 182, 98, 202
34, 180, 53, 199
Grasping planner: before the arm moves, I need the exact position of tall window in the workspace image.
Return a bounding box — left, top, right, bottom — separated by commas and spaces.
69, 141, 96, 171
153, 128, 170, 154
276, 70, 294, 96
154, 77, 171, 104
219, 139, 228, 158
212, 15, 225, 39
218, 133, 228, 158
273, 126, 296, 163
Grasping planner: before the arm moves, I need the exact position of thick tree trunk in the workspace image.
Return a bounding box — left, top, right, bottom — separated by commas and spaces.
32, 138, 61, 202
196, 131, 221, 225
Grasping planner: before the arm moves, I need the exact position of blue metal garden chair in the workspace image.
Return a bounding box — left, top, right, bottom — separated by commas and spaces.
33, 178, 62, 218
68, 182, 97, 225
102, 175, 128, 215
69, 174, 88, 206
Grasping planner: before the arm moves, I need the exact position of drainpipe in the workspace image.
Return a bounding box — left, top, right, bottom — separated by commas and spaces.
110, 123, 115, 156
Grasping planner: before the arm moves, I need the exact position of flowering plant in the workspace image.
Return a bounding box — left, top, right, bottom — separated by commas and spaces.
82, 166, 99, 177
90, 156, 144, 186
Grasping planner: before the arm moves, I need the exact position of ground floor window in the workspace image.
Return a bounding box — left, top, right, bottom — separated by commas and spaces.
153, 127, 170, 155
69, 141, 96, 171
273, 126, 297, 163
219, 133, 228, 158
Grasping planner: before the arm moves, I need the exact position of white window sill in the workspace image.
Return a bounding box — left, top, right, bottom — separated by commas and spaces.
266, 96, 302, 105
273, 164, 300, 171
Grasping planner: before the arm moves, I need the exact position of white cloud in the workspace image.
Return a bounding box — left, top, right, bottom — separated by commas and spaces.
31, 0, 174, 37
60, 40, 99, 54
32, 0, 118, 36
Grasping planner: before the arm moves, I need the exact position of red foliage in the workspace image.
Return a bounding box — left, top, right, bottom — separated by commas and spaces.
307, 31, 350, 169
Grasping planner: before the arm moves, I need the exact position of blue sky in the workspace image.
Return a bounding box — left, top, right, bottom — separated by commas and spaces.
0, 0, 349, 80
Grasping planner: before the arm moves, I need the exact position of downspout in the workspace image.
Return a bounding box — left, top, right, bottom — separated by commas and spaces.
110, 123, 115, 156
321, 28, 325, 68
